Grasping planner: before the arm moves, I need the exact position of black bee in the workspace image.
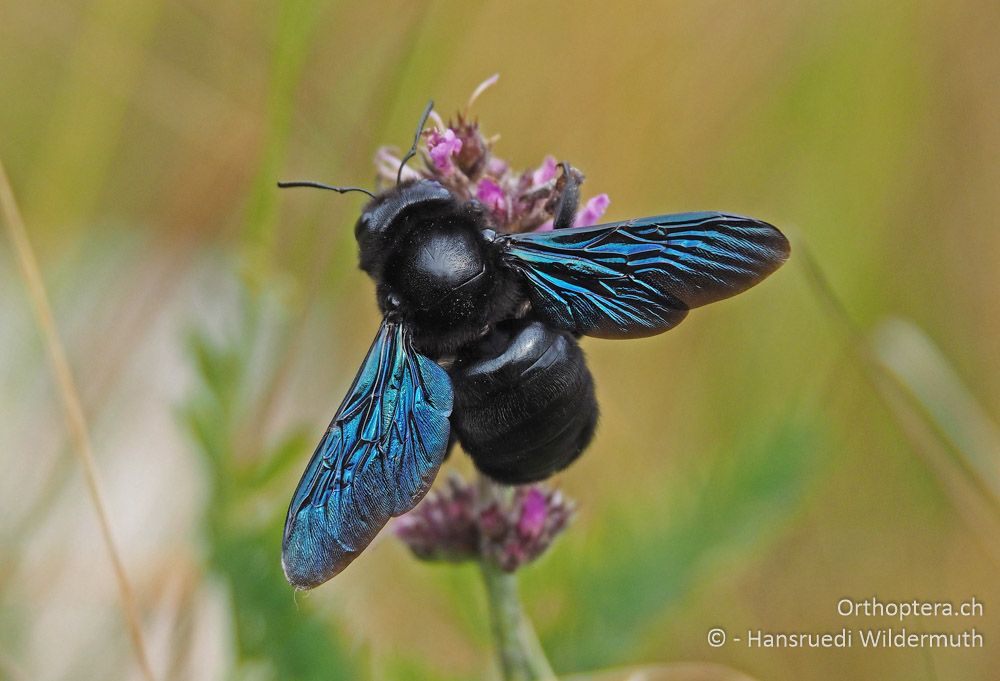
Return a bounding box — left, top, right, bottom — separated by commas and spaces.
279, 102, 790, 589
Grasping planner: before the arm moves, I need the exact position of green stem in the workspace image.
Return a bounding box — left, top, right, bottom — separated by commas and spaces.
477, 477, 556, 681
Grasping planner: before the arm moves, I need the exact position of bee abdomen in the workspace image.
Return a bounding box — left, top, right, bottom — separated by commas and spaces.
451, 320, 598, 484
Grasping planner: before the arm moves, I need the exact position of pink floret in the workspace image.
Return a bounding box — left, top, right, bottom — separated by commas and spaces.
427, 128, 463, 173
532, 155, 558, 186
517, 488, 548, 539
574, 193, 610, 227
476, 177, 507, 214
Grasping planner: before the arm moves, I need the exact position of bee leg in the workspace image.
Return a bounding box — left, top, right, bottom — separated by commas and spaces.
552, 162, 582, 230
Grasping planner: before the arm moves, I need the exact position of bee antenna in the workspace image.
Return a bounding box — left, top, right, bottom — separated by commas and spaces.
396, 99, 434, 185
276, 181, 376, 199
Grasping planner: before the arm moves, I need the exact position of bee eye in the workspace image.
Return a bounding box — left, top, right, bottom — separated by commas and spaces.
385, 293, 401, 310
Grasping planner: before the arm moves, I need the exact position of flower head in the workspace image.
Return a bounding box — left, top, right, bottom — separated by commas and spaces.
373, 76, 609, 235
394, 474, 575, 572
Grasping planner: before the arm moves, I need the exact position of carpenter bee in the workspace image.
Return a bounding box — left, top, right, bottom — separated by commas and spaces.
278, 102, 790, 589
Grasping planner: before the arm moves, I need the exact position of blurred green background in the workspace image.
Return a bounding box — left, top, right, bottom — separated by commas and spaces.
2, 1, 998, 680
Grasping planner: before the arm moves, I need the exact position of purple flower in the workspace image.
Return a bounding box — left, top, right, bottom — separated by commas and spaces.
394, 474, 575, 572
534, 192, 609, 232
517, 488, 548, 539
485, 157, 509, 177
374, 79, 609, 235
393, 475, 478, 562
476, 177, 507, 220
486, 486, 574, 572
427, 128, 463, 174
574, 193, 610, 227
531, 155, 558, 186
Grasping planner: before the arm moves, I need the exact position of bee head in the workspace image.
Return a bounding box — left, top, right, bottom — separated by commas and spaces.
352, 179, 516, 356
374, 183, 493, 309
354, 179, 457, 276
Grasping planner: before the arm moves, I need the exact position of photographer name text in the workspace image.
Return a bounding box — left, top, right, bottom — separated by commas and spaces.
706, 596, 984, 650
735, 627, 981, 649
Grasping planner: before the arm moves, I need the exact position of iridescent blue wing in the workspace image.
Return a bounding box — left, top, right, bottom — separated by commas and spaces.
498, 212, 790, 338
282, 319, 453, 589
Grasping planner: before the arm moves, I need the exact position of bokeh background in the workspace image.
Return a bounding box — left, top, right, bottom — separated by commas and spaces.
2, 2, 998, 680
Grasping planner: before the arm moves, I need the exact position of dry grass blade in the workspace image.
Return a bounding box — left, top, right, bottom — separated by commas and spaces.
0, 158, 157, 681
870, 319, 1000, 561
796, 235, 1000, 564
873, 318, 1000, 504
869, 366, 1000, 565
